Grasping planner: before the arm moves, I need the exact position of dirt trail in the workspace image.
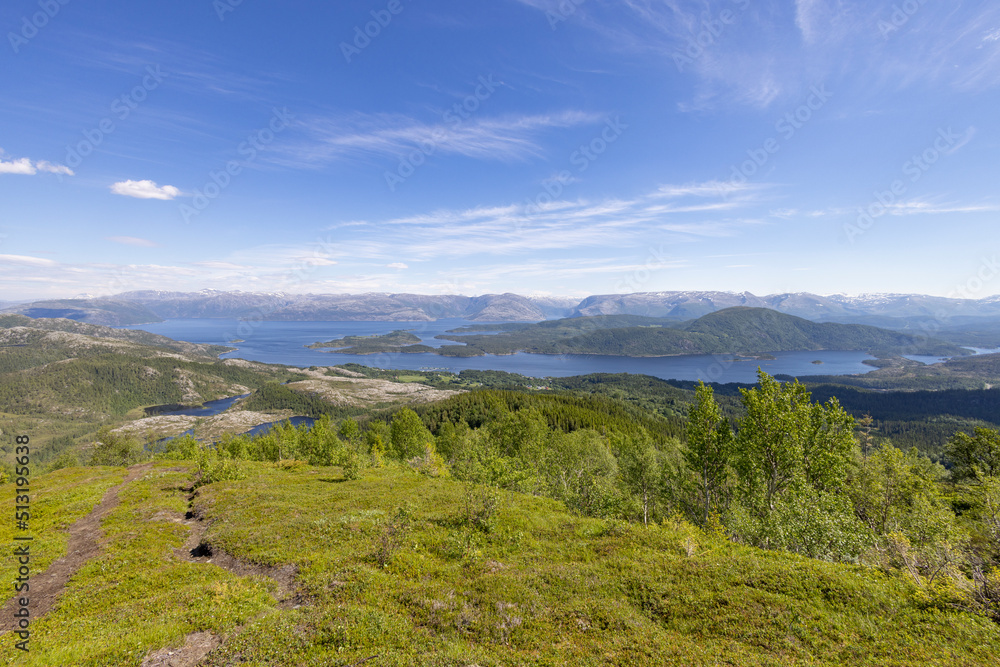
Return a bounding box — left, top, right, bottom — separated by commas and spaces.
137, 479, 307, 666
175, 483, 303, 608
1, 463, 306, 664
0, 462, 155, 633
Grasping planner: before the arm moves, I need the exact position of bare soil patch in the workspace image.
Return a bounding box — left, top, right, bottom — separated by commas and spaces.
140, 631, 221, 667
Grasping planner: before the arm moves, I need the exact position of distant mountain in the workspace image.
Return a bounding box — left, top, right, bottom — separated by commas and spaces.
572, 291, 1000, 321
0, 298, 164, 326
5, 289, 1000, 330
1, 291, 578, 324
434, 308, 969, 358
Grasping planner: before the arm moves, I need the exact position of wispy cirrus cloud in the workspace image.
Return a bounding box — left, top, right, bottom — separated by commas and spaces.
320, 180, 768, 262
514, 0, 1000, 109
274, 110, 603, 168
107, 236, 159, 247
884, 199, 1000, 216
0, 254, 57, 267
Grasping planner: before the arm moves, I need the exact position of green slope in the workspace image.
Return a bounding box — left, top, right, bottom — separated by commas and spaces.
3, 462, 998, 665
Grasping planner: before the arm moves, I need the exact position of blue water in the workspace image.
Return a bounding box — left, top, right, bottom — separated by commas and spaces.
119, 318, 889, 383
903, 347, 1000, 365
150, 393, 250, 417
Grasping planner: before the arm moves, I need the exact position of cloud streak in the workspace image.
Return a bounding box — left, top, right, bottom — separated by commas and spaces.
107, 236, 159, 247
274, 110, 603, 167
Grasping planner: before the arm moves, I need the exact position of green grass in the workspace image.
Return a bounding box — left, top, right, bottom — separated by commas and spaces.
0, 467, 124, 590
186, 465, 1000, 665
3, 462, 1000, 665
0, 463, 275, 666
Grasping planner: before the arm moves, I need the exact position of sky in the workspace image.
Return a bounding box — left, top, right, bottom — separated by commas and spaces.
1, 0, 999, 301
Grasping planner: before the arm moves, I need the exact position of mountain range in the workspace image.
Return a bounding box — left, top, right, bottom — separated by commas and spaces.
4, 289, 1000, 332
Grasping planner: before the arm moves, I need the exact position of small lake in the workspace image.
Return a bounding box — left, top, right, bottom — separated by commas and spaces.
146, 393, 250, 417
121, 318, 890, 384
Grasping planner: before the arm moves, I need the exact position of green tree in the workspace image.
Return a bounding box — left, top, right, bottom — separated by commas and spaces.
300, 415, 343, 466
338, 417, 361, 448
727, 371, 864, 560
542, 429, 621, 517
162, 434, 201, 461
734, 370, 856, 514
89, 427, 144, 467
685, 381, 733, 523
619, 435, 664, 526
482, 408, 550, 461
947, 427, 1000, 482
389, 408, 434, 460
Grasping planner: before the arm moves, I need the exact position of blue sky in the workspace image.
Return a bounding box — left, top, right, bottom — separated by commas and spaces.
1, 0, 998, 301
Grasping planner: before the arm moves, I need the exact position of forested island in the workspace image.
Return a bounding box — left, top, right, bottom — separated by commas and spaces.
307, 329, 435, 354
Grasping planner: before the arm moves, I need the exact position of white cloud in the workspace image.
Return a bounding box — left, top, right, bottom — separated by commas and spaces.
388, 263, 408, 269
0, 157, 36, 175
0, 254, 57, 267
107, 236, 159, 247
0, 150, 74, 176
36, 161, 75, 176
110, 180, 181, 200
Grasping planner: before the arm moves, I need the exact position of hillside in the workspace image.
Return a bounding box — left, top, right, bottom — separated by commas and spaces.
432, 308, 968, 358
0, 317, 460, 467
2, 461, 999, 665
